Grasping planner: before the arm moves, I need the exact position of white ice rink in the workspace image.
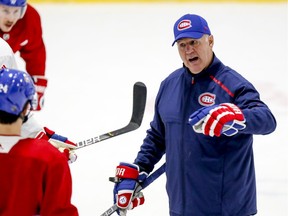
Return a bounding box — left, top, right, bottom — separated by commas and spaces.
16, 2, 287, 215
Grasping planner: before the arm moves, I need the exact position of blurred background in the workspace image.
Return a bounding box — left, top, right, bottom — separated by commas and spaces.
17, 0, 287, 215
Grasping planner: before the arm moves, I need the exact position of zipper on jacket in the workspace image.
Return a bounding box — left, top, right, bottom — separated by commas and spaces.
191, 77, 195, 84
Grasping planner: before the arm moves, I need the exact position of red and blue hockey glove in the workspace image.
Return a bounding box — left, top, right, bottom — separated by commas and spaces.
113, 162, 147, 214
36, 127, 77, 163
188, 103, 246, 137
32, 75, 48, 111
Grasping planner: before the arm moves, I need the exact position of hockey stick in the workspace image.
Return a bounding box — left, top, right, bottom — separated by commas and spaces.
100, 163, 166, 216
76, 82, 147, 150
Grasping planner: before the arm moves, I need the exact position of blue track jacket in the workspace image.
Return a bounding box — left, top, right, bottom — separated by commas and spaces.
134, 54, 277, 216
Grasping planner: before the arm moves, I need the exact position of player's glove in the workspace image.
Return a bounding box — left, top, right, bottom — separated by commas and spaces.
113, 162, 147, 215
36, 127, 77, 163
32, 75, 48, 111
188, 103, 246, 137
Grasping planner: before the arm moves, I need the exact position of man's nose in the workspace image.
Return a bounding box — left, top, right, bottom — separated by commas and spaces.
185, 44, 195, 53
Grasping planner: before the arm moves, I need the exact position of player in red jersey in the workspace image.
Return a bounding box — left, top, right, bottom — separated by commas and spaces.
0, 0, 46, 111
0, 68, 78, 216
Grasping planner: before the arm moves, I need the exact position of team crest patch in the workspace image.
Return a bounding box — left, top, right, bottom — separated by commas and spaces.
177, 19, 192, 31
198, 92, 216, 106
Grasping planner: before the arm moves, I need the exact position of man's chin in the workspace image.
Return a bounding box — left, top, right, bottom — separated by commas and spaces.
0, 26, 13, 32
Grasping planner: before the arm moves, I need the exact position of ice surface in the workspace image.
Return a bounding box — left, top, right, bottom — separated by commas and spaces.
16, 2, 287, 215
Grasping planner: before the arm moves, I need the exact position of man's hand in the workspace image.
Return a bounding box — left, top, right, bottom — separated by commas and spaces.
36, 127, 77, 163
113, 162, 147, 214
32, 75, 48, 111
188, 103, 246, 137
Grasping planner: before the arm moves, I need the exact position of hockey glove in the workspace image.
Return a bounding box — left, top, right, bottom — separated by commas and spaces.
36, 127, 77, 163
32, 75, 48, 111
113, 162, 147, 214
188, 103, 246, 137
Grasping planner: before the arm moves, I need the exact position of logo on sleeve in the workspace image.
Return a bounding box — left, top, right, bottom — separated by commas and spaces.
198, 93, 216, 106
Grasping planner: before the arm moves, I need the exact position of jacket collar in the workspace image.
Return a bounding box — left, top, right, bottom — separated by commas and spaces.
183, 53, 225, 82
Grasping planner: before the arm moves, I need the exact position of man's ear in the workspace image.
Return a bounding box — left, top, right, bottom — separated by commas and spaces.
209, 35, 214, 47
20, 103, 30, 121
23, 103, 30, 115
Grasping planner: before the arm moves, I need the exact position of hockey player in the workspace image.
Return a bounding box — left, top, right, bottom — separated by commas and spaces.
0, 68, 78, 215
0, 0, 47, 111
0, 37, 77, 163
0, 36, 16, 68
112, 14, 277, 215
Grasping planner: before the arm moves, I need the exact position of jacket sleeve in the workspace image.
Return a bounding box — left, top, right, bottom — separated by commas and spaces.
234, 81, 277, 135
134, 82, 166, 173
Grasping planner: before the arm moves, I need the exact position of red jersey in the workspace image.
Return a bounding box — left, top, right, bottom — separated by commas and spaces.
0, 4, 46, 76
0, 136, 78, 216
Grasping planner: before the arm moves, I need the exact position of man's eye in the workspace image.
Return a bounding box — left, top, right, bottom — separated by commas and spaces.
190, 41, 196, 46
179, 43, 186, 48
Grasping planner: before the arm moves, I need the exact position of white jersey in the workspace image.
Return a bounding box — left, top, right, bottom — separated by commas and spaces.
21, 113, 43, 138
0, 38, 18, 69
0, 37, 42, 138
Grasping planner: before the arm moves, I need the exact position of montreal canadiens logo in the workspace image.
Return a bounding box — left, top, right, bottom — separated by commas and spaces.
198, 93, 216, 106
177, 20, 192, 31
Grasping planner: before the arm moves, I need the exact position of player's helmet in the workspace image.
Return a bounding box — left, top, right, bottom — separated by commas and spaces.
0, 0, 26, 7
0, 68, 36, 115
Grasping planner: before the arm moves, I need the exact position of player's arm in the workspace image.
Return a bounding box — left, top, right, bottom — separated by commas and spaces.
20, 5, 47, 110
22, 114, 77, 163
35, 127, 78, 164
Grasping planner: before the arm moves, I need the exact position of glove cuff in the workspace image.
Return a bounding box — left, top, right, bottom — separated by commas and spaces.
116, 163, 139, 179
32, 75, 48, 90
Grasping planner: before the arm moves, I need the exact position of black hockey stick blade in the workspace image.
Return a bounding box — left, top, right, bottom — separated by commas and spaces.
76, 82, 147, 149
100, 163, 166, 216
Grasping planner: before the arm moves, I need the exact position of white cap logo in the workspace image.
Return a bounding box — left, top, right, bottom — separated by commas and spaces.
177, 20, 192, 31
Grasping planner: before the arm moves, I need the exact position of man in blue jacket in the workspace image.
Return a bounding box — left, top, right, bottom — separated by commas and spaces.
112, 14, 277, 216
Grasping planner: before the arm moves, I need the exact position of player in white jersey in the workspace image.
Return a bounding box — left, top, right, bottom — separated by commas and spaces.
0, 37, 17, 68
0, 37, 77, 163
